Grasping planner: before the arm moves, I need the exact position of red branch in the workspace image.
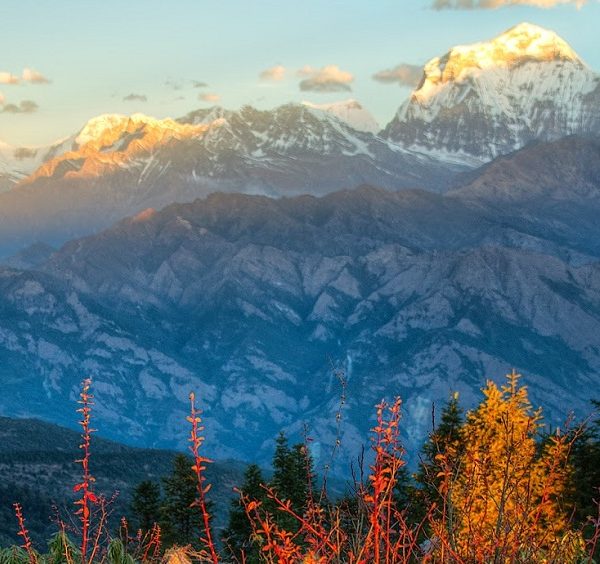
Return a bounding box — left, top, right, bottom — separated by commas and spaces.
73, 378, 98, 564
187, 392, 219, 564
14, 502, 37, 564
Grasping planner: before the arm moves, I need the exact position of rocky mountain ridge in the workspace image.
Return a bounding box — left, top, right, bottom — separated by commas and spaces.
0, 102, 461, 258
1, 136, 599, 472
1, 23, 598, 258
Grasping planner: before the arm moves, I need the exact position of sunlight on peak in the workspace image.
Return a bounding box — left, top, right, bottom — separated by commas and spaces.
412, 22, 583, 102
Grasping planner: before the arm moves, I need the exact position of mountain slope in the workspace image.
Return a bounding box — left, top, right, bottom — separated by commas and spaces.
2, 138, 600, 471
0, 104, 462, 258
383, 23, 600, 163
0, 416, 244, 547
450, 136, 600, 257
0, 137, 76, 192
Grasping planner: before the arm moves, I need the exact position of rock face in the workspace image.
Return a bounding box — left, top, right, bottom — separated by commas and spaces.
1, 137, 600, 471
0, 104, 462, 258
383, 23, 600, 163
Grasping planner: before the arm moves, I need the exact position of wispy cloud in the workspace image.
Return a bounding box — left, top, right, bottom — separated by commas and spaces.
165, 79, 183, 91
123, 93, 148, 102
165, 79, 209, 91
432, 0, 588, 9
296, 65, 315, 77
298, 65, 354, 92
373, 64, 422, 87
1, 100, 38, 114
22, 68, 50, 84
259, 65, 286, 81
199, 93, 220, 103
0, 72, 20, 85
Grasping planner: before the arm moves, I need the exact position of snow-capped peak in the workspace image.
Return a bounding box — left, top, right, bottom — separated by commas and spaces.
75, 114, 130, 146
302, 99, 380, 133
418, 22, 583, 96
494, 23, 581, 64
383, 22, 600, 164
75, 113, 192, 147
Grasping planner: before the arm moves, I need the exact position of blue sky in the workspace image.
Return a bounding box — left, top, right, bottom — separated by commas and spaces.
0, 0, 598, 146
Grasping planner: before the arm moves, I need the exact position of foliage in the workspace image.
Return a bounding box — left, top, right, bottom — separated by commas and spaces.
130, 482, 161, 535
430, 372, 583, 562
159, 454, 200, 549
4, 374, 600, 563
221, 464, 266, 562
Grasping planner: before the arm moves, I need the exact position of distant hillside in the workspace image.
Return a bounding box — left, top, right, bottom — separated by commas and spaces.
0, 417, 245, 547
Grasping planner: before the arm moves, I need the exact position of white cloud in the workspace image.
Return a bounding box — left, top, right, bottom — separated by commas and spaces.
299, 65, 354, 92
259, 65, 286, 81
373, 64, 422, 87
199, 93, 220, 103
0, 72, 19, 85
433, 0, 588, 8
22, 68, 50, 84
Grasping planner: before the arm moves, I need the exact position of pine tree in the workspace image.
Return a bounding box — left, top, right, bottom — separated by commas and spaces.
130, 480, 161, 534
269, 433, 315, 534
288, 443, 315, 511
222, 464, 266, 563
271, 434, 315, 505
416, 392, 464, 507
568, 400, 600, 528
160, 454, 200, 548
270, 432, 292, 496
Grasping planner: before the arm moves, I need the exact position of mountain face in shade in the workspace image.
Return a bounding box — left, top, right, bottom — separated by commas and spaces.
1, 137, 599, 472
383, 23, 600, 163
0, 104, 462, 258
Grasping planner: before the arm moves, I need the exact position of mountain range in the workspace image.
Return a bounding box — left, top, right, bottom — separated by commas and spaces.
1, 23, 598, 257
1, 135, 599, 472
0, 23, 599, 473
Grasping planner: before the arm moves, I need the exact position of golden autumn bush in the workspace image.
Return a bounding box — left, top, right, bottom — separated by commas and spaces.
429, 372, 585, 562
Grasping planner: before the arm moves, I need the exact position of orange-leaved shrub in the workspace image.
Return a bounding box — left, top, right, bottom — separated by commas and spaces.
428, 372, 584, 562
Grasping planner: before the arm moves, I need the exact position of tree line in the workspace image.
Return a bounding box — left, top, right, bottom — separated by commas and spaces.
123, 373, 600, 562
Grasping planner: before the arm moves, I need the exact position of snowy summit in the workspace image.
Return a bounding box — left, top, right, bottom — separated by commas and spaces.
302, 100, 380, 134
384, 22, 600, 163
